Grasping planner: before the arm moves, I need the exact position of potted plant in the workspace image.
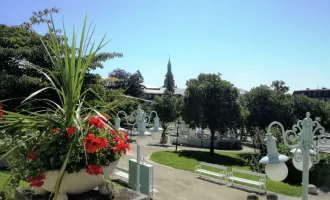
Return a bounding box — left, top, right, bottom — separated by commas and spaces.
0, 16, 128, 200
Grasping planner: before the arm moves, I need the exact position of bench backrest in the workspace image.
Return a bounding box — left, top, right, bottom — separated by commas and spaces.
200, 162, 227, 171
232, 168, 266, 178
116, 166, 129, 173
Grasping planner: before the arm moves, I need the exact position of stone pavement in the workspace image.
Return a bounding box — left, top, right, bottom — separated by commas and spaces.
118, 143, 329, 200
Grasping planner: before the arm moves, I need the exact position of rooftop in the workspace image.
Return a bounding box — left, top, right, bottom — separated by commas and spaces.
143, 84, 248, 95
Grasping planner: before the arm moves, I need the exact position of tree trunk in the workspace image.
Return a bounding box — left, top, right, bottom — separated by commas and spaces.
210, 129, 215, 156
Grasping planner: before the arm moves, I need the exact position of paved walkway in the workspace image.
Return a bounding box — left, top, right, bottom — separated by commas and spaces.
118, 143, 329, 200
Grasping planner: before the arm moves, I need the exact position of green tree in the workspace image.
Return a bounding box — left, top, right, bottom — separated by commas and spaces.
183, 73, 241, 155
292, 94, 330, 130
108, 69, 144, 97
151, 93, 180, 142
243, 85, 293, 130
126, 70, 144, 97
270, 80, 289, 93
0, 8, 122, 111
163, 59, 175, 93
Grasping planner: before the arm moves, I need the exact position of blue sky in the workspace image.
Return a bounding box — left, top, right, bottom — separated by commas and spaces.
1, 0, 329, 92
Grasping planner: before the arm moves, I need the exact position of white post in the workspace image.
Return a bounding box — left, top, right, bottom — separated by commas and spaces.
201, 128, 204, 148
302, 146, 309, 200
301, 118, 312, 200
136, 145, 141, 193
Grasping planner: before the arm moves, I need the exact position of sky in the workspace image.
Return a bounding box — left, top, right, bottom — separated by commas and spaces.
1, 0, 330, 92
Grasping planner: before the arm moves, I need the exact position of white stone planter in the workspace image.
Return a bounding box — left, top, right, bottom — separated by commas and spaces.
34, 160, 119, 200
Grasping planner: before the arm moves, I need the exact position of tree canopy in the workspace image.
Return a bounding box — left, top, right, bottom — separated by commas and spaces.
0, 8, 123, 111
270, 80, 290, 93
108, 68, 144, 98
243, 85, 293, 130
151, 93, 181, 138
182, 73, 241, 155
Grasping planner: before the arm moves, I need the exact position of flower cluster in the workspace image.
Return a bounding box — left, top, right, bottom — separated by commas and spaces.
86, 164, 103, 175
0, 104, 4, 123
22, 113, 130, 185
88, 115, 109, 129
27, 172, 45, 187
113, 131, 130, 154
83, 134, 108, 153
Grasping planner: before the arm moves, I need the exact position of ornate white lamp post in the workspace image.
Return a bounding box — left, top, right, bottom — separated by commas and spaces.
115, 105, 162, 193
259, 112, 330, 200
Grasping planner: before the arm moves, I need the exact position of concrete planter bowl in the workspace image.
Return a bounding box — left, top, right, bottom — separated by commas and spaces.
34, 160, 119, 200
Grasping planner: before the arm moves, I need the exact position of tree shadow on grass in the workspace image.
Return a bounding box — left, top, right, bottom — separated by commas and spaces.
174, 150, 246, 167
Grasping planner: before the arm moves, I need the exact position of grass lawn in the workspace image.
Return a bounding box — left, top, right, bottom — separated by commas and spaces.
150, 150, 302, 197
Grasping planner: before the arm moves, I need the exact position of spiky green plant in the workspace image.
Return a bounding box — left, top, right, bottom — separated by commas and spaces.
0, 14, 129, 199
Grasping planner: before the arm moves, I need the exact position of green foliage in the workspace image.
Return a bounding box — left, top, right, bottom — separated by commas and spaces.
183, 73, 241, 155
0, 15, 126, 200
126, 70, 144, 97
151, 93, 180, 136
243, 85, 294, 130
270, 80, 289, 93
291, 94, 330, 130
108, 69, 144, 97
0, 9, 122, 112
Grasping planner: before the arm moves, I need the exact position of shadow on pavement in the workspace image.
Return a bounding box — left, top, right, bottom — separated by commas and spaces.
175, 150, 246, 167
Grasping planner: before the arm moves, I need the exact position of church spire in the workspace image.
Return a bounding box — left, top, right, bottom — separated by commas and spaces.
163, 56, 175, 93
167, 55, 172, 72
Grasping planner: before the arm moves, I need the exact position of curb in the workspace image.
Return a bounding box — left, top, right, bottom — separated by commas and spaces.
145, 153, 197, 176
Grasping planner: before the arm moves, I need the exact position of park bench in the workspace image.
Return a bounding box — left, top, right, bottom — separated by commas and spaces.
194, 162, 227, 184
226, 168, 266, 194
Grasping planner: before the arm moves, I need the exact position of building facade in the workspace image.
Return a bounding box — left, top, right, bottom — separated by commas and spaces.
143, 85, 185, 100
293, 88, 330, 103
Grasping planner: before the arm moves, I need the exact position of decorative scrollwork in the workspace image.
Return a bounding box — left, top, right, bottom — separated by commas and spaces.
281, 120, 303, 149
293, 148, 303, 163
309, 142, 321, 164
117, 110, 138, 126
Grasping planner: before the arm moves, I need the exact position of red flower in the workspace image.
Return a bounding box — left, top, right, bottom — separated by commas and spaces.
27, 152, 36, 160
83, 134, 108, 153
0, 104, 4, 122
96, 121, 104, 129
88, 116, 98, 126
27, 172, 45, 187
86, 164, 103, 175
100, 137, 108, 148
66, 127, 76, 136
113, 147, 120, 153
51, 128, 60, 133
110, 129, 116, 135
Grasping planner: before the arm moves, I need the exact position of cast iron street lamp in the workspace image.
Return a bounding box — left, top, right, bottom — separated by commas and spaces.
115, 105, 162, 193
259, 112, 330, 200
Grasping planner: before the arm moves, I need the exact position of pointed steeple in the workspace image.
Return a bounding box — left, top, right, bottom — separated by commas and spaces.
167, 56, 172, 72
163, 56, 175, 93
